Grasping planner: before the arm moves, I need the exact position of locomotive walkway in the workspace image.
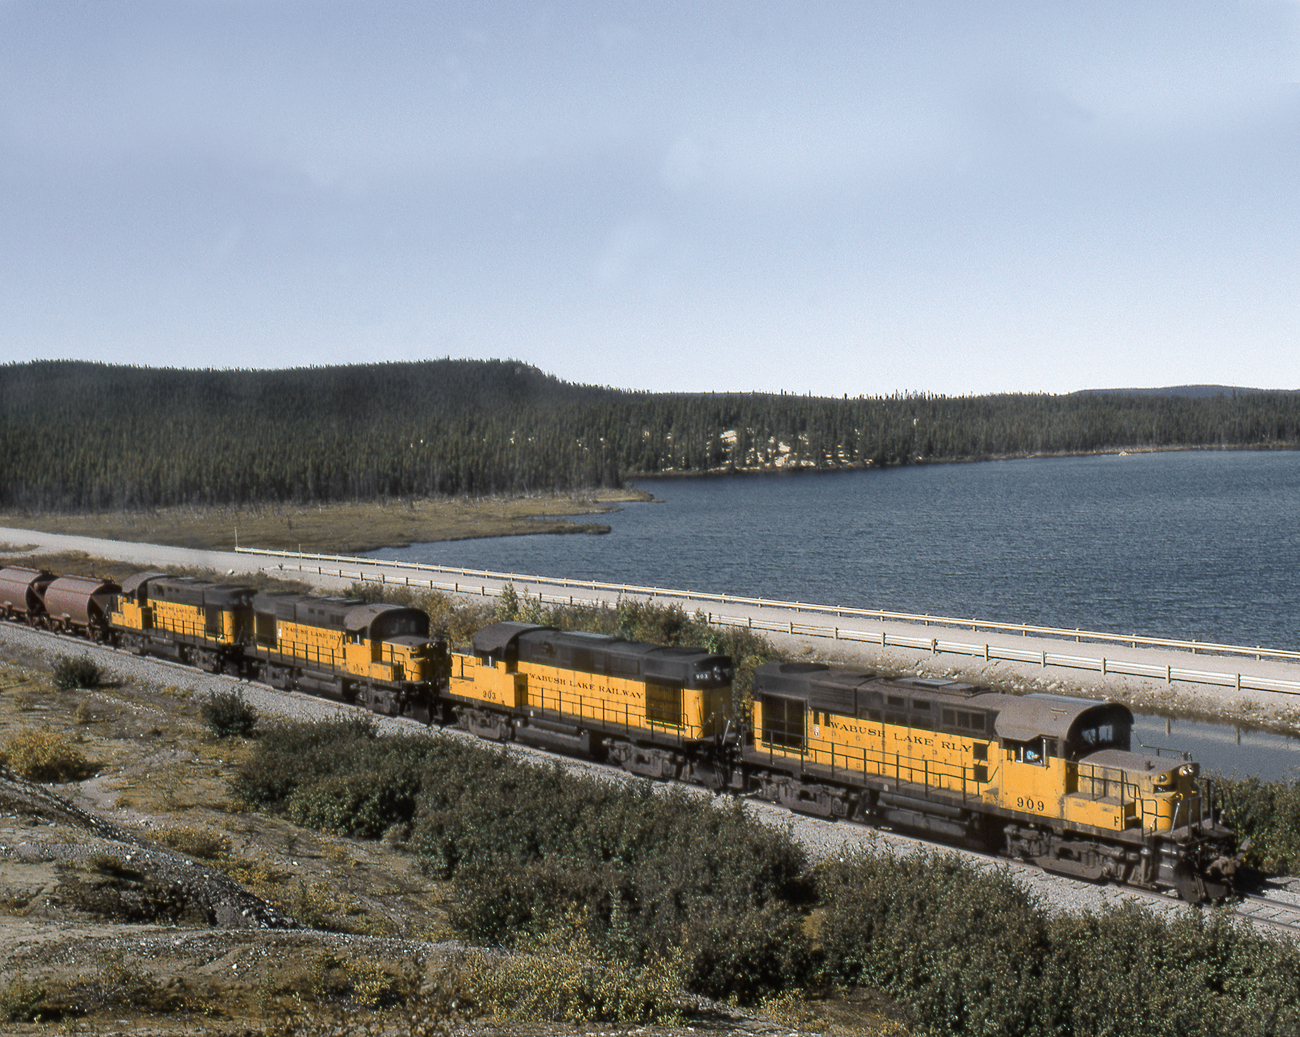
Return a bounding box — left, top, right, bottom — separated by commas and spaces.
5, 525, 1300, 724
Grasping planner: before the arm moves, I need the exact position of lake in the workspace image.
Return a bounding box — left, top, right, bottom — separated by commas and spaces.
370, 449, 1300, 778
371, 449, 1300, 651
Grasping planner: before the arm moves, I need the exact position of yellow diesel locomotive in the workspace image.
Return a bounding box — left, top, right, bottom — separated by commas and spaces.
748, 662, 1242, 901
2, 562, 1245, 900
108, 575, 447, 721
112, 573, 255, 672
447, 621, 734, 784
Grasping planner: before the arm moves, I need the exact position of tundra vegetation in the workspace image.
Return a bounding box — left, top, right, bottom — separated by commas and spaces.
235, 713, 1300, 1036
7, 561, 1300, 1032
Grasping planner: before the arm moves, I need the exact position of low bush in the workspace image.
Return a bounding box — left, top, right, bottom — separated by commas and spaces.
237, 717, 811, 1005
1215, 772, 1300, 874
818, 850, 1049, 1037
156, 825, 230, 860
462, 920, 685, 1024
0, 978, 48, 1023
200, 689, 259, 738
817, 847, 1300, 1037
53, 653, 105, 690
0, 726, 90, 782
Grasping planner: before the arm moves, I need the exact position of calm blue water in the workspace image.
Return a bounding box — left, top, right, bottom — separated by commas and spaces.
370, 449, 1300, 777
373, 450, 1300, 651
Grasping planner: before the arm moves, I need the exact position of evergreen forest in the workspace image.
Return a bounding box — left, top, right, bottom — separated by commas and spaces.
3, 359, 1298, 512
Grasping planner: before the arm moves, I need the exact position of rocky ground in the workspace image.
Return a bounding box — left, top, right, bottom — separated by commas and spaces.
0, 625, 909, 1037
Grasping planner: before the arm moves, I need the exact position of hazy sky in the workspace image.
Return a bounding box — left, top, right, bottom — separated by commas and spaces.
4, 2, 1298, 395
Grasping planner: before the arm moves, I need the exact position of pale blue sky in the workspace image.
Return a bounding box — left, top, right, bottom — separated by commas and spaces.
3, 2, 1298, 395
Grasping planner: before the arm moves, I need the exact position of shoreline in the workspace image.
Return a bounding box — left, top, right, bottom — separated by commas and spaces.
626, 442, 1299, 481
0, 488, 656, 555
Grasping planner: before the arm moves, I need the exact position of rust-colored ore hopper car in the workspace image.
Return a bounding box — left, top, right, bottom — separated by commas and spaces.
42, 575, 120, 641
0, 566, 57, 625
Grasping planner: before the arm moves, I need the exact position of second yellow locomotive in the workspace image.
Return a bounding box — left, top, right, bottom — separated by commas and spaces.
447, 621, 734, 783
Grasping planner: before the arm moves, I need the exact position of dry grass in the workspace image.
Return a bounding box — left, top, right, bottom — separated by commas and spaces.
0, 488, 653, 553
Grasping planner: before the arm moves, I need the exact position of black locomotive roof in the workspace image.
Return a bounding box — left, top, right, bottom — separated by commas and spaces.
992, 696, 1133, 744
755, 662, 990, 717
119, 572, 170, 596
252, 592, 363, 629
473, 621, 553, 655
471, 621, 730, 684
250, 592, 426, 637
120, 572, 253, 608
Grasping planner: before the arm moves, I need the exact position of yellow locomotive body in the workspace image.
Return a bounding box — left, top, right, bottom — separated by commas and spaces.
249, 592, 445, 719
447, 622, 734, 779
110, 573, 254, 672
749, 663, 1239, 900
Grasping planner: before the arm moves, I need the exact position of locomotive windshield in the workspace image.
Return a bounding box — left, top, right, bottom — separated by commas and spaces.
1073, 717, 1130, 754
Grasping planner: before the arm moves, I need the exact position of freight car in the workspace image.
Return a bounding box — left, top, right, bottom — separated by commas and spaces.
0, 564, 1246, 901
0, 566, 56, 625
747, 662, 1243, 901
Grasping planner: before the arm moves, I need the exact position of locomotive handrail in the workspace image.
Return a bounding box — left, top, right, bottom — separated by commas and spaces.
237, 545, 1300, 664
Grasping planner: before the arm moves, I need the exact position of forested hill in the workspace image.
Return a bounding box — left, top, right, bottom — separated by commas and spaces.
3, 359, 1299, 512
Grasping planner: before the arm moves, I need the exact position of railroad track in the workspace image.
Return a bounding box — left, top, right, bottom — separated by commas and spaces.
4, 620, 1297, 929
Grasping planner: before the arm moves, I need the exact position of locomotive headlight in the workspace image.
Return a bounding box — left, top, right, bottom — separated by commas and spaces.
1179, 763, 1197, 777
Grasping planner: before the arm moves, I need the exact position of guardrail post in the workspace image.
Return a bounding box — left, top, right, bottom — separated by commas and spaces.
931, 638, 937, 654
1101, 657, 1107, 676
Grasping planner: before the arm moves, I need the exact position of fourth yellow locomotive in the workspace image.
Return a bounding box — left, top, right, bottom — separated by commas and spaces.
0, 564, 1244, 901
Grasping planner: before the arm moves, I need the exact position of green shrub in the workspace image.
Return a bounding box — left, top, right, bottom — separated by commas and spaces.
818, 850, 1049, 1037
1041, 903, 1300, 1037
53, 653, 105, 690
678, 901, 812, 1003
1216, 772, 1300, 874
0, 726, 90, 782
286, 765, 425, 838
199, 689, 259, 738
0, 978, 48, 1023
463, 920, 684, 1024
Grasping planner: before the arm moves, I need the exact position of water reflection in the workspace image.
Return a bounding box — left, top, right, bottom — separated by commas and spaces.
1132, 713, 1300, 780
